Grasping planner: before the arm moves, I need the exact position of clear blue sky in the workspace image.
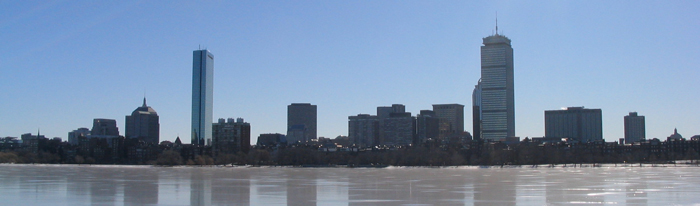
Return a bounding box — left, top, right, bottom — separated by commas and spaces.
2, 0, 699, 144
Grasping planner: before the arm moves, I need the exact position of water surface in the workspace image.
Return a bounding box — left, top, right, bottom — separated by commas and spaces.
1, 164, 699, 205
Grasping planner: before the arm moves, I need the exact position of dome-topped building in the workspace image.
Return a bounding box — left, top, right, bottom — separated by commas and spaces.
667, 128, 683, 140
125, 97, 160, 144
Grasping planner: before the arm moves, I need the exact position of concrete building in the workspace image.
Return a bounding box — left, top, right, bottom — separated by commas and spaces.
287, 103, 317, 143
348, 114, 380, 147
432, 104, 464, 139
90, 118, 120, 138
68, 127, 90, 145
624, 112, 645, 144
380, 112, 415, 146
479, 27, 515, 141
375, 104, 414, 146
125, 98, 160, 145
545, 107, 603, 142
212, 118, 250, 154
192, 49, 214, 146
416, 110, 440, 143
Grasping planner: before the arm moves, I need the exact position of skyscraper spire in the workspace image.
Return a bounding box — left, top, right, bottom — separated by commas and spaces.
495, 12, 499, 35
143, 96, 147, 107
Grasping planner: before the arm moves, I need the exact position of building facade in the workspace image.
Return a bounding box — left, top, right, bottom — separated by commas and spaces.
68, 127, 90, 145
348, 114, 380, 147
472, 80, 482, 140
192, 49, 214, 146
125, 98, 160, 145
432, 104, 464, 139
90, 118, 120, 138
624, 112, 645, 144
545, 107, 603, 142
479, 31, 515, 141
287, 103, 317, 143
416, 110, 440, 143
212, 118, 250, 154
380, 112, 415, 146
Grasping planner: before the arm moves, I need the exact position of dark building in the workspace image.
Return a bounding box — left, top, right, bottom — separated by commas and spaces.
380, 110, 415, 146
287, 103, 317, 143
125, 98, 160, 145
545, 107, 603, 142
432, 104, 465, 140
91, 118, 120, 138
256, 133, 286, 147
624, 112, 645, 144
416, 110, 440, 144
348, 114, 380, 147
472, 80, 482, 140
212, 118, 251, 154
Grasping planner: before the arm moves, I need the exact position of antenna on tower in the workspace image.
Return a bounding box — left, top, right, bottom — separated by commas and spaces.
495, 11, 499, 35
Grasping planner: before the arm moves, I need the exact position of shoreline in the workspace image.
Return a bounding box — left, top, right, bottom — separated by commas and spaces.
2, 162, 699, 168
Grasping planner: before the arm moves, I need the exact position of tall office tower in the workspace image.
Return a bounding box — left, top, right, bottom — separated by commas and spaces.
624, 112, 645, 144
348, 114, 380, 147
432, 104, 465, 139
192, 49, 214, 146
287, 103, 317, 143
212, 118, 251, 154
545, 107, 603, 142
479, 26, 515, 141
68, 127, 90, 145
472, 80, 482, 140
416, 110, 440, 143
125, 98, 160, 144
91, 118, 120, 138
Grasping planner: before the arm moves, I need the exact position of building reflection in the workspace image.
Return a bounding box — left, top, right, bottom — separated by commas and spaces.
473, 170, 516, 206
190, 169, 212, 206
211, 170, 250, 205
89, 170, 118, 205
286, 169, 317, 206
123, 171, 159, 205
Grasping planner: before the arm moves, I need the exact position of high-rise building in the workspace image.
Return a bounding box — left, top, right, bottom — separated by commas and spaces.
416, 110, 440, 143
545, 107, 603, 142
472, 80, 482, 140
375, 104, 415, 146
125, 98, 160, 144
432, 104, 464, 139
212, 118, 251, 154
68, 127, 90, 145
192, 49, 214, 146
380, 112, 415, 146
479, 27, 515, 141
348, 114, 380, 147
624, 112, 645, 144
287, 103, 317, 143
90, 118, 120, 138
377, 104, 405, 119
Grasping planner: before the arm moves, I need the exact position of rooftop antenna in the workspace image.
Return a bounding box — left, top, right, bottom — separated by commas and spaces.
495, 11, 499, 35
199, 44, 201, 50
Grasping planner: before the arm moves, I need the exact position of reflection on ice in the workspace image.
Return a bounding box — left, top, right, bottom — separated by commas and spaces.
1, 164, 700, 205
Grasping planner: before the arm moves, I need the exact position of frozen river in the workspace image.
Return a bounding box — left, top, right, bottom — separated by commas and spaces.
1, 164, 699, 205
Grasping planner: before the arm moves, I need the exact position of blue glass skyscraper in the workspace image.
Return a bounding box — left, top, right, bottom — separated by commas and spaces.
192, 49, 214, 146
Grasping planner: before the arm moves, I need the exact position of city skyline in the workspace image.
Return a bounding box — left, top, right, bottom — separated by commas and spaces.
2, 1, 699, 144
